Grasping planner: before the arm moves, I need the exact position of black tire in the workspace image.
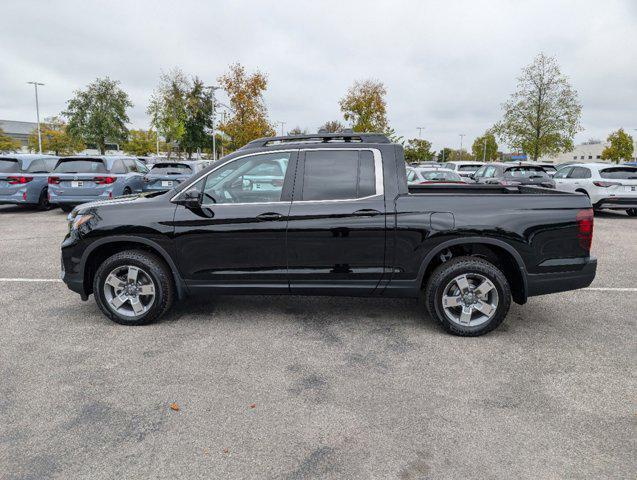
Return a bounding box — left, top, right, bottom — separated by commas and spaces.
60, 204, 74, 213
93, 249, 174, 326
122, 187, 132, 195
37, 188, 51, 211
424, 256, 511, 336
627, 209, 637, 217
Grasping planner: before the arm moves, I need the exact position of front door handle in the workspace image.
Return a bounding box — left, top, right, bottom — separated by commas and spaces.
352, 208, 381, 216
256, 212, 283, 221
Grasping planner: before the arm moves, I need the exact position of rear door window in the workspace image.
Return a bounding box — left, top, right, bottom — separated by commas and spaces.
568, 167, 591, 179
553, 167, 572, 179
300, 150, 377, 201
0, 158, 20, 172
54, 159, 107, 173
599, 167, 637, 180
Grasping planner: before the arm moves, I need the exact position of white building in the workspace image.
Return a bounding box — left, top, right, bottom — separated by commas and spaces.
539, 140, 637, 164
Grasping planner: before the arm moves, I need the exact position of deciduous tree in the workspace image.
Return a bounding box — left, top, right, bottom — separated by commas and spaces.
123, 129, 158, 156
404, 138, 435, 162
217, 63, 275, 151
147, 69, 189, 158
601, 128, 634, 164
0, 128, 21, 152
339, 79, 389, 133
64, 77, 132, 154
28, 117, 85, 155
319, 120, 345, 133
182, 78, 214, 158
287, 126, 308, 135
494, 53, 582, 161
471, 132, 499, 161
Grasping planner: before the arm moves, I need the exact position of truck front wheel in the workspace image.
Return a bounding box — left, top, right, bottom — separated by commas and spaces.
424, 256, 511, 336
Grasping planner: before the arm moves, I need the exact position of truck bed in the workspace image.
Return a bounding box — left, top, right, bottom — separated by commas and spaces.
407, 184, 571, 195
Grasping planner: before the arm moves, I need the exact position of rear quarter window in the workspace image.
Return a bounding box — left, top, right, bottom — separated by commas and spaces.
599, 167, 637, 179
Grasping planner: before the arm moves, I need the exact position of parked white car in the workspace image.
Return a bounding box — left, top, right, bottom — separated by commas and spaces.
444, 161, 484, 179
406, 167, 467, 184
553, 163, 637, 216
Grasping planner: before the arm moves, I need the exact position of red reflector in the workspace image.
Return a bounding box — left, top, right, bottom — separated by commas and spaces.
48, 176, 60, 184
576, 208, 594, 251
23, 192, 27, 201
8, 176, 33, 184
94, 176, 116, 185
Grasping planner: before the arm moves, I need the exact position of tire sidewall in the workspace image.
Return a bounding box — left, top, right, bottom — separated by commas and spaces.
427, 258, 511, 336
93, 251, 171, 326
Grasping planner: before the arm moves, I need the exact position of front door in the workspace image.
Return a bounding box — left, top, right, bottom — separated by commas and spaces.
286, 148, 387, 295
173, 150, 297, 294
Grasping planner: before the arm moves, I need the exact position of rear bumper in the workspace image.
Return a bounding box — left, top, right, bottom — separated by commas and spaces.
0, 189, 37, 204
49, 191, 111, 205
526, 257, 597, 297
594, 197, 637, 209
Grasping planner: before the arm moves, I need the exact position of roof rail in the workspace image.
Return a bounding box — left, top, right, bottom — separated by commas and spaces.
240, 131, 391, 149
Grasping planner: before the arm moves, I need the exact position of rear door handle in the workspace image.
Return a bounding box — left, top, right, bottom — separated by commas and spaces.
256, 212, 283, 221
352, 209, 381, 216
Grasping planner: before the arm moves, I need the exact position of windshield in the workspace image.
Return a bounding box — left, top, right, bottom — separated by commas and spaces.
599, 167, 637, 180
504, 167, 548, 178
150, 163, 193, 175
54, 159, 107, 173
0, 158, 20, 173
420, 170, 462, 181
457, 165, 481, 172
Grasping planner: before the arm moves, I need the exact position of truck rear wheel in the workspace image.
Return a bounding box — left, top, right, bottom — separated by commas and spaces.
424, 256, 511, 336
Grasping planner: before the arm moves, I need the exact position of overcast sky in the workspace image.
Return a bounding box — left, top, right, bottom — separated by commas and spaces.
1, 0, 635, 151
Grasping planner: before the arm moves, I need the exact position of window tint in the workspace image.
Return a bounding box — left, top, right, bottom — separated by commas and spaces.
473, 166, 486, 177
135, 159, 149, 173
301, 150, 377, 201
599, 167, 637, 180
406, 169, 416, 182
0, 159, 19, 172
458, 165, 481, 172
201, 152, 291, 205
420, 170, 462, 181
151, 163, 193, 175
483, 166, 497, 178
553, 167, 572, 179
504, 167, 548, 178
109, 160, 127, 174
568, 167, 591, 179
54, 159, 107, 173
124, 159, 139, 172
25, 159, 49, 173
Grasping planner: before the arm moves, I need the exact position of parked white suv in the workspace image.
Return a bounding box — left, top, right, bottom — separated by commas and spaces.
553, 163, 637, 216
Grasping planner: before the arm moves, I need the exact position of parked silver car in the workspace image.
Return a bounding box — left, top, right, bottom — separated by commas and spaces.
142, 160, 207, 192
0, 154, 59, 209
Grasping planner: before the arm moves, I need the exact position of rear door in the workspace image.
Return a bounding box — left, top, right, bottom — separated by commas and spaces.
553, 167, 574, 192
286, 148, 386, 295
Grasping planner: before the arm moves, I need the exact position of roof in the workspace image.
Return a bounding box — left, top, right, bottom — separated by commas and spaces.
58, 155, 137, 161
240, 132, 391, 150
0, 153, 57, 160
0, 119, 37, 136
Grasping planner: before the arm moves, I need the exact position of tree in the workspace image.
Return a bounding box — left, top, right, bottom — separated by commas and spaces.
147, 69, 189, 158
404, 138, 435, 162
123, 129, 158, 156
28, 117, 84, 155
494, 53, 582, 161
181, 77, 213, 158
471, 132, 499, 161
217, 63, 276, 151
64, 77, 132, 154
601, 128, 634, 164
319, 120, 345, 133
0, 128, 21, 152
436, 147, 454, 162
339, 79, 389, 133
446, 149, 473, 161
287, 126, 308, 135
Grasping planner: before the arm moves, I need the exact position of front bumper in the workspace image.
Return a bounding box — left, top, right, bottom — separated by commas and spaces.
526, 257, 597, 297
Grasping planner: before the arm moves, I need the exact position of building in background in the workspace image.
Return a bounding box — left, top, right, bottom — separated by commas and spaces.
539, 139, 637, 164
0, 119, 36, 149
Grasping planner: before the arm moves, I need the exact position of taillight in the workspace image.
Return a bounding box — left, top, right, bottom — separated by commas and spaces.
48, 176, 60, 184
593, 181, 620, 187
94, 176, 116, 185
7, 176, 33, 184
576, 208, 594, 252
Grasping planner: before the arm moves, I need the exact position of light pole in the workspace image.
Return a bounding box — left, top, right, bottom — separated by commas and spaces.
205, 85, 221, 160
27, 81, 44, 153
417, 127, 425, 138
482, 137, 487, 162
277, 121, 286, 137
459, 133, 465, 158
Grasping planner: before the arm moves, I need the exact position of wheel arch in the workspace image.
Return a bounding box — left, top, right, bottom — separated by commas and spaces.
417, 237, 528, 304
80, 236, 187, 299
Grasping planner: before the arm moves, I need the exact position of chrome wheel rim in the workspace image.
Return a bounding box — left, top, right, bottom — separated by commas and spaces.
103, 265, 155, 318
441, 273, 499, 327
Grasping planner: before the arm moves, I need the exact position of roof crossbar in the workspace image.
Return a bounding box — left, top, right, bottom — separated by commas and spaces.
240, 131, 391, 149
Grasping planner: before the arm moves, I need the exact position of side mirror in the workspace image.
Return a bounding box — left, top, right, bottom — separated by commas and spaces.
173, 188, 201, 208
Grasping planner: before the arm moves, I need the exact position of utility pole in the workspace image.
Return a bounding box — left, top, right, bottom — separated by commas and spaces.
277, 121, 286, 137
27, 81, 44, 153
483, 137, 487, 162
205, 85, 221, 160
417, 127, 425, 138
459, 134, 465, 160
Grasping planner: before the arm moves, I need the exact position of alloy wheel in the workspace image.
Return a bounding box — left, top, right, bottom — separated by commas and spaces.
441, 273, 499, 327
103, 265, 156, 317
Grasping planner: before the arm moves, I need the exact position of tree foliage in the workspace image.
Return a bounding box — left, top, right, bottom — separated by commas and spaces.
182, 78, 214, 158
64, 77, 132, 154
601, 128, 634, 163
471, 132, 499, 161
0, 128, 22, 152
446, 149, 473, 161
287, 126, 308, 135
339, 79, 389, 133
147, 69, 189, 157
122, 129, 159, 156
28, 117, 85, 155
494, 53, 582, 160
404, 138, 435, 162
436, 147, 454, 162
217, 63, 275, 151
319, 120, 345, 133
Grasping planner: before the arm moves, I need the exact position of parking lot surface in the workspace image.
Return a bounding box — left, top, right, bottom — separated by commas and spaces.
0, 205, 635, 479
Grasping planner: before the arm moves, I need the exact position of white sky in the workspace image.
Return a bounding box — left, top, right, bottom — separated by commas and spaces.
1, 0, 636, 151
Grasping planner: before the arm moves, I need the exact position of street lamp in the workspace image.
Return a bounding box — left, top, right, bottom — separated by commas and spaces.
27, 81, 44, 153
205, 85, 221, 160
277, 121, 286, 137
459, 133, 465, 156
417, 127, 425, 138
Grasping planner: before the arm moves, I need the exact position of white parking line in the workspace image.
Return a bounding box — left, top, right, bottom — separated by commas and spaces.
0, 278, 634, 292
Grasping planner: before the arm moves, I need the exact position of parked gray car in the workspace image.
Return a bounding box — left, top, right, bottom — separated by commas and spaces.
48, 156, 149, 212
0, 154, 59, 209
142, 160, 207, 192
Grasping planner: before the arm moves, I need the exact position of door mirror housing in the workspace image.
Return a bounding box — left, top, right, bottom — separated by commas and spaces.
173, 188, 201, 208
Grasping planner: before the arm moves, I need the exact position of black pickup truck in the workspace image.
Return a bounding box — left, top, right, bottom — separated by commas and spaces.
61, 132, 596, 336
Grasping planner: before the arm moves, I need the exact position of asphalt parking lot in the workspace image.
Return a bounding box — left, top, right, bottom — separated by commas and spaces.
0, 205, 635, 479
